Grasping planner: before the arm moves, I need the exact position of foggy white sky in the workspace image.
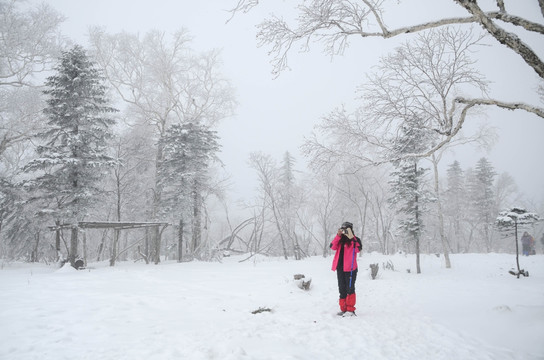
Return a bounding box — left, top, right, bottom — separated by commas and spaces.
39, 0, 544, 207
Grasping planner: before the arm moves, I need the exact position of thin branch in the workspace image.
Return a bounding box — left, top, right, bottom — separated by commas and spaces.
496, 0, 505, 13
373, 101, 475, 166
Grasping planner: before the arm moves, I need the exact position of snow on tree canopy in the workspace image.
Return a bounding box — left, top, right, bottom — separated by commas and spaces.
23, 44, 118, 222
496, 207, 540, 226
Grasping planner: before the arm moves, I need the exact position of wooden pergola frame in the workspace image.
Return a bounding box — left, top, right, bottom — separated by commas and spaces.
48, 221, 170, 266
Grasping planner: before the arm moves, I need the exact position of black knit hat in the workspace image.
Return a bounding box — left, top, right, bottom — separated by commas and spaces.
341, 221, 353, 230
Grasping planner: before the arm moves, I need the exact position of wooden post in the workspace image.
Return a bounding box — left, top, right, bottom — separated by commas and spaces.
69, 226, 78, 267
31, 231, 40, 262
110, 228, 119, 267
178, 218, 184, 263
82, 231, 87, 267
514, 220, 520, 275
154, 225, 161, 265
55, 220, 61, 261
144, 227, 150, 264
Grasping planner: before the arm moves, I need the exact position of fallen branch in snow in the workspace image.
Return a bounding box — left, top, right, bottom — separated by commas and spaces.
251, 307, 272, 314
137, 246, 149, 264
509, 269, 529, 278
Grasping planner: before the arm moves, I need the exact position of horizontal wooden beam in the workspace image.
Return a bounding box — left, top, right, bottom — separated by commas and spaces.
48, 222, 170, 231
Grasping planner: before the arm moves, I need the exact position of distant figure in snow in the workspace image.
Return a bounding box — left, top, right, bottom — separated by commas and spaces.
330, 221, 362, 316
520, 232, 533, 256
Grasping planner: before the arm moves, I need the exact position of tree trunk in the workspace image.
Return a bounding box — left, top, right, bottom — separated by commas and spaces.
31, 231, 40, 262
322, 230, 330, 258
432, 154, 451, 268
152, 139, 164, 263
268, 193, 288, 260
143, 227, 150, 264
97, 229, 107, 262
191, 179, 202, 255
110, 229, 120, 266
154, 225, 161, 265
69, 226, 78, 267
415, 163, 421, 274
292, 232, 302, 260
55, 220, 61, 261
178, 218, 184, 263
360, 200, 368, 255
514, 221, 521, 274
82, 231, 87, 267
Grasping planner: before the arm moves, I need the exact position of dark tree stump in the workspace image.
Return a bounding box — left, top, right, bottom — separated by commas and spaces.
370, 263, 379, 279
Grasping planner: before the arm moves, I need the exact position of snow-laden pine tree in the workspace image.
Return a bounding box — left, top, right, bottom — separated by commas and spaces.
278, 152, 304, 259
24, 45, 117, 264
444, 160, 465, 253
469, 157, 497, 252
158, 122, 220, 262
496, 207, 540, 277
389, 118, 433, 274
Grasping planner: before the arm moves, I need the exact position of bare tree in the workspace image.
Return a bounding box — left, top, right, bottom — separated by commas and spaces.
0, 0, 64, 158
365, 174, 396, 254
0, 0, 64, 88
230, 0, 544, 120
0, 1, 65, 261
0, 0, 64, 155
305, 27, 489, 167
89, 29, 236, 260
309, 173, 341, 257
335, 172, 370, 251
249, 152, 290, 259
105, 131, 154, 266
304, 27, 495, 266
278, 152, 305, 259
231, 0, 544, 79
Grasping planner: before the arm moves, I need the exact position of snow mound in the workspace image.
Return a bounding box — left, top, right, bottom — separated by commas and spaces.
55, 263, 78, 273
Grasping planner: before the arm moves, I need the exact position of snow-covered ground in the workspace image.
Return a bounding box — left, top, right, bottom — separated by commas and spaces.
0, 253, 542, 360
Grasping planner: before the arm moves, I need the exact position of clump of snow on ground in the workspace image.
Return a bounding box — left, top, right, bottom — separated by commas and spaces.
0, 253, 542, 360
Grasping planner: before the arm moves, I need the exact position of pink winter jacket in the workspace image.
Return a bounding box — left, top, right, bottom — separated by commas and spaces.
331, 235, 361, 272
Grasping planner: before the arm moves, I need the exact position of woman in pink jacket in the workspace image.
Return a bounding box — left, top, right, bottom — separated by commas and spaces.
330, 221, 362, 316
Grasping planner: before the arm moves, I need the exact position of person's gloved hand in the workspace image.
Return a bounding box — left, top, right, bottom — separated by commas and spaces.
346, 228, 354, 240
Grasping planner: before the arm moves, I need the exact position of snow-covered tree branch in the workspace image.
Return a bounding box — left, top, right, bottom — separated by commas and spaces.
231, 0, 544, 119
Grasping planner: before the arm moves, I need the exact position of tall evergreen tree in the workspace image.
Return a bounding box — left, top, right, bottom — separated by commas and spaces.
158, 122, 220, 261
470, 157, 497, 252
24, 45, 117, 263
444, 160, 465, 252
389, 118, 433, 273
278, 151, 303, 259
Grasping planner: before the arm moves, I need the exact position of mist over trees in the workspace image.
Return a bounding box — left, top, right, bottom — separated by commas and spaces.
0, 0, 542, 268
